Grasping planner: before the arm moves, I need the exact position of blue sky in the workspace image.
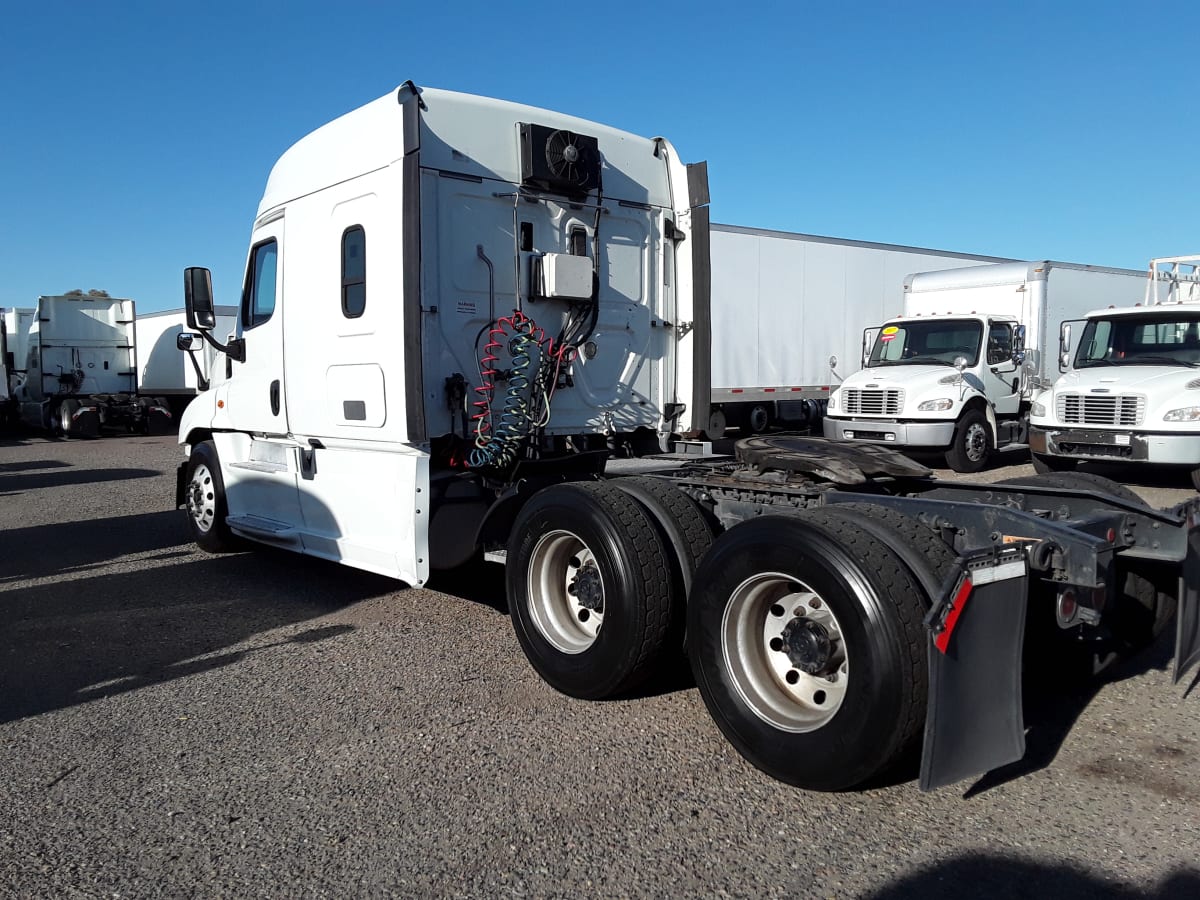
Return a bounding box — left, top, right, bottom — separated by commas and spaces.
1, 1, 1194, 313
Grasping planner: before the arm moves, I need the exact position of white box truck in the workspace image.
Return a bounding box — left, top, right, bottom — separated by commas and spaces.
823, 261, 1152, 471
135, 306, 237, 416
708, 225, 1007, 435
1030, 255, 1200, 485
175, 81, 1200, 794
13, 295, 172, 436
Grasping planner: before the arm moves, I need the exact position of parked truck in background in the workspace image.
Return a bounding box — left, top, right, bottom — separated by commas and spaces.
707, 225, 1007, 436
13, 295, 171, 436
176, 82, 1199, 795
1030, 255, 1200, 486
135, 306, 237, 418
823, 261, 1152, 471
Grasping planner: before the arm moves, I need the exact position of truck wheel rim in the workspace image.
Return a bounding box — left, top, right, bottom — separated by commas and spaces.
721, 572, 850, 732
59, 406, 72, 432
527, 530, 605, 654
187, 463, 218, 535
964, 422, 988, 462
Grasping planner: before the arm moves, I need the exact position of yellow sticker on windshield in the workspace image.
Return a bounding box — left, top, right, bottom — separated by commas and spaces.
880, 325, 899, 342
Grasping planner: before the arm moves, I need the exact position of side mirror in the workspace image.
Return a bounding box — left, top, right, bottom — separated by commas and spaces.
1012, 324, 1026, 362
1059, 322, 1073, 373
176, 332, 200, 351
184, 267, 216, 330
862, 327, 879, 367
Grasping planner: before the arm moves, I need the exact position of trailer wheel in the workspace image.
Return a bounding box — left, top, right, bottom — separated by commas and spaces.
1190, 467, 1200, 493
507, 481, 674, 699
688, 512, 934, 791
944, 408, 990, 473
184, 441, 241, 553
746, 404, 771, 435
1031, 452, 1076, 473
999, 472, 1176, 671
703, 407, 727, 440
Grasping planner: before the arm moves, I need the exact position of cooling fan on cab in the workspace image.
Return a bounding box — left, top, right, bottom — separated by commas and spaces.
519, 122, 601, 198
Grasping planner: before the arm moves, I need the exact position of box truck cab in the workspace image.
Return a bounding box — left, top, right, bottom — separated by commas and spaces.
1029, 256, 1200, 486
823, 260, 1152, 472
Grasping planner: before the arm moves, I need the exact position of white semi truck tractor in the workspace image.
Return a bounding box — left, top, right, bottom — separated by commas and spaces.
176, 83, 1200, 793
1030, 255, 1200, 486
823, 261, 1151, 472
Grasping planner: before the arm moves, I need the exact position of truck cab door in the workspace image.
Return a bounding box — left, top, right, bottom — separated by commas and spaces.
227, 223, 287, 434
217, 218, 306, 537
984, 321, 1020, 415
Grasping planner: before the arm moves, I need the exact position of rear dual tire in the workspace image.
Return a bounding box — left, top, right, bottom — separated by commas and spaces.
688, 507, 954, 791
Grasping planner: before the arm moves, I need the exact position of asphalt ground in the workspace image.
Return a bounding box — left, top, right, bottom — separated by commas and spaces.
1, 431, 1198, 898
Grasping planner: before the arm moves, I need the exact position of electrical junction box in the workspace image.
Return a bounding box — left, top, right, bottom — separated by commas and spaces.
539, 253, 593, 301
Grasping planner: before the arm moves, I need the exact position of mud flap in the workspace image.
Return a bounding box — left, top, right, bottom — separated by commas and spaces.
1175, 511, 1200, 685
919, 550, 1028, 792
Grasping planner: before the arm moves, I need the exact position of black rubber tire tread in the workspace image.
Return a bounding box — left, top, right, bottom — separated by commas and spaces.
1190, 468, 1200, 492
998, 471, 1175, 670
58, 400, 79, 439
506, 480, 675, 700
944, 408, 991, 473
688, 512, 934, 791
609, 476, 714, 592
185, 440, 243, 553
803, 504, 959, 772
1031, 452, 1077, 474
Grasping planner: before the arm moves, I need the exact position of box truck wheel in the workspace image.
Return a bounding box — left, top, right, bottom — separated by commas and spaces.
944, 409, 990, 473
1031, 452, 1076, 474
1190, 467, 1200, 492
1000, 472, 1176, 674
184, 441, 242, 553
506, 481, 675, 699
687, 511, 937, 791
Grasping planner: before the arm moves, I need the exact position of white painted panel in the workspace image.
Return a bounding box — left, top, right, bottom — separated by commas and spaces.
326, 363, 386, 427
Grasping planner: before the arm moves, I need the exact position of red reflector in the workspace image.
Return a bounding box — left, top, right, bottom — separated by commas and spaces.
731, 389, 743, 393
1106, 528, 1116, 543
934, 577, 973, 653
791, 387, 802, 392
821, 386, 830, 391
764, 388, 776, 393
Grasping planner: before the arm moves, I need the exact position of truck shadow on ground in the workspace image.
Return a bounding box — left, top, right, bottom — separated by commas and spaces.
0, 459, 72, 473
864, 852, 1200, 899
0, 466, 161, 495
0, 550, 395, 725
0, 509, 190, 584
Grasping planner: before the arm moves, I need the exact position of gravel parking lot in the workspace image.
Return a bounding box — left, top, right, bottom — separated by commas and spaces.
2, 433, 1198, 898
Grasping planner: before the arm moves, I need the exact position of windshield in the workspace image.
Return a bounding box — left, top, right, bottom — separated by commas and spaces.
1074, 313, 1200, 368
867, 320, 982, 368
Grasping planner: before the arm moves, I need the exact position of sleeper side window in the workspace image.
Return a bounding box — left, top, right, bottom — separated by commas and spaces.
242, 240, 278, 329
342, 226, 366, 318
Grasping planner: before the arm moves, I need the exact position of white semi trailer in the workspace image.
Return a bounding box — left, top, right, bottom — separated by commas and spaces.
176, 82, 1200, 793
135, 306, 238, 416
14, 295, 171, 436
1030, 255, 1200, 485
824, 261, 1152, 471
708, 225, 1007, 435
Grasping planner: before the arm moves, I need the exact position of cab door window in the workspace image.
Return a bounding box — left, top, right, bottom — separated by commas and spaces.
243, 240, 278, 329
986, 323, 1013, 365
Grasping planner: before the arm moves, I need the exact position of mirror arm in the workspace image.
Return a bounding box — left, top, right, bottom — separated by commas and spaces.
197, 330, 245, 363
181, 347, 210, 392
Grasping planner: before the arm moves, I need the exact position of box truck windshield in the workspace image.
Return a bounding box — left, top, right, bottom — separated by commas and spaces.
1074, 313, 1200, 368
868, 319, 982, 368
